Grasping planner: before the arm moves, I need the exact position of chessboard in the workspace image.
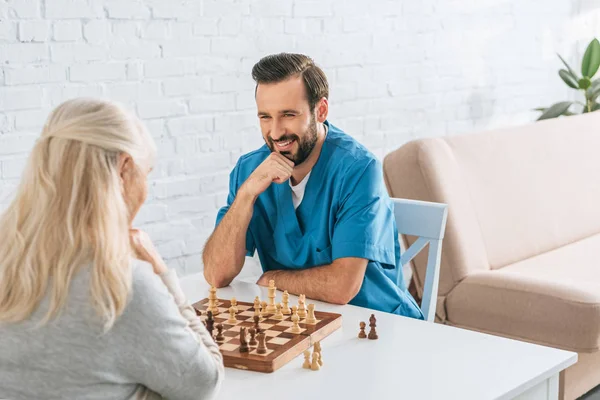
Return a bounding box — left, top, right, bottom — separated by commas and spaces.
192, 298, 342, 373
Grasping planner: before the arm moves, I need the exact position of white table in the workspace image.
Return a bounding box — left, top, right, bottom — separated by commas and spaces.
180, 273, 577, 400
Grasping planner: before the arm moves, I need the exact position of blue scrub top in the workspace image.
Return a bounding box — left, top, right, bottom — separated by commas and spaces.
216, 121, 423, 319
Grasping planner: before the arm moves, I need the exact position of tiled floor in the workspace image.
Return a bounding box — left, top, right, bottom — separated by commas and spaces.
581, 385, 600, 399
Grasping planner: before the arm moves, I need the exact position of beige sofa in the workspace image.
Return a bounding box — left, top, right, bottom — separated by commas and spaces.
383, 112, 600, 400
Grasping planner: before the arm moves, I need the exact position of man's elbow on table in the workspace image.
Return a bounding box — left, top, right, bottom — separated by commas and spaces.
202, 263, 234, 288
327, 279, 362, 305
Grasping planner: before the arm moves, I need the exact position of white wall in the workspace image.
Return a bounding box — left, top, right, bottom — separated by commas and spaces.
0, 0, 598, 276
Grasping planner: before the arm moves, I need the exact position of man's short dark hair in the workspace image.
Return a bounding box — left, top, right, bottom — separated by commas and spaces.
251, 53, 329, 111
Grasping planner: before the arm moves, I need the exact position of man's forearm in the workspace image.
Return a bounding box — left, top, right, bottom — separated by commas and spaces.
203, 189, 255, 287
258, 258, 367, 305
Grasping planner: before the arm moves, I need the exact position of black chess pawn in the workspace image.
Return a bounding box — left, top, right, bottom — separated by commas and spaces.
215, 324, 224, 343
253, 315, 261, 335
358, 321, 367, 339
248, 328, 257, 346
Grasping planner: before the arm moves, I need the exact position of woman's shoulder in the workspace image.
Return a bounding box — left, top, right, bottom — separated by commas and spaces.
130, 260, 173, 302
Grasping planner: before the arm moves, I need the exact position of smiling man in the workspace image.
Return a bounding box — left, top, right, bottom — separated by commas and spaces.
202, 53, 423, 318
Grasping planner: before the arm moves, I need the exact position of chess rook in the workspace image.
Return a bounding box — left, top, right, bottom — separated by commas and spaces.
256, 333, 267, 355
305, 304, 317, 325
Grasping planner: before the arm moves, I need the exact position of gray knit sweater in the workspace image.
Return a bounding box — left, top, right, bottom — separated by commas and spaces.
0, 261, 224, 400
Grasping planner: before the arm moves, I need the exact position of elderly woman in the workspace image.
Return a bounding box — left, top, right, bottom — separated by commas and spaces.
0, 98, 224, 399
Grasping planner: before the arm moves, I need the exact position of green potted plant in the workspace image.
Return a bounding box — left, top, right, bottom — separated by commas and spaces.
537, 38, 600, 120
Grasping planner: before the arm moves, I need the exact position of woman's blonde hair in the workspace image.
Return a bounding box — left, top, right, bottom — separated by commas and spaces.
0, 98, 156, 331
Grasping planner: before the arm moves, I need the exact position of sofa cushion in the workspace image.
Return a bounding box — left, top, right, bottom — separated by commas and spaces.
384, 112, 600, 299
446, 233, 600, 353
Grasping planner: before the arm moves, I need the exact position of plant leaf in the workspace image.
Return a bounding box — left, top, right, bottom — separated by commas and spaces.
587, 84, 600, 101
559, 69, 579, 88
558, 53, 579, 79
579, 77, 592, 89
581, 38, 600, 78
537, 101, 573, 120
593, 102, 600, 112
533, 107, 547, 112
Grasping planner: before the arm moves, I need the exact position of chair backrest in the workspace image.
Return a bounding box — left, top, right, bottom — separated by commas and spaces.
392, 198, 448, 322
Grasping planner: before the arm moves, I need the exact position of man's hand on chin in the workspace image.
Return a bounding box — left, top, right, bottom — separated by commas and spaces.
256, 270, 279, 287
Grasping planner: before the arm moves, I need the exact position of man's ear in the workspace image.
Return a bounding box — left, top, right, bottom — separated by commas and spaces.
316, 97, 329, 123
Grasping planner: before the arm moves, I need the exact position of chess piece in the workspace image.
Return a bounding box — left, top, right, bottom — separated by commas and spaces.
205, 310, 215, 335
227, 306, 237, 324
282, 290, 291, 314
290, 305, 301, 333
248, 328, 258, 346
253, 296, 260, 311
310, 351, 320, 371
253, 315, 261, 335
273, 303, 284, 320
266, 279, 277, 313
358, 321, 367, 339
239, 327, 249, 353
256, 332, 267, 354
302, 350, 311, 369
261, 301, 268, 316
215, 324, 224, 343
230, 297, 238, 313
305, 304, 317, 325
314, 341, 323, 366
208, 286, 219, 314
297, 294, 307, 318
368, 314, 378, 340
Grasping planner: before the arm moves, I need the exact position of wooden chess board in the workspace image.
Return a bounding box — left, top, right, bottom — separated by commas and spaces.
192, 298, 342, 373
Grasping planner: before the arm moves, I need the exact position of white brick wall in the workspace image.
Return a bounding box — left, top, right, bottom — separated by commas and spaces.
1, 0, 598, 276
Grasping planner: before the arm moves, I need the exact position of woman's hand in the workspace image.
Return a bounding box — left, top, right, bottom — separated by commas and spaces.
129, 228, 168, 275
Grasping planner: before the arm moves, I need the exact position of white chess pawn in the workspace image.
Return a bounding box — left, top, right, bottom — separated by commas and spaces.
302, 350, 311, 369
290, 305, 301, 333
226, 306, 237, 324
273, 303, 284, 320
314, 342, 323, 366
310, 351, 320, 371
230, 297, 238, 313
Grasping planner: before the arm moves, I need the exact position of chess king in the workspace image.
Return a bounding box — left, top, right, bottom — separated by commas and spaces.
203, 53, 423, 319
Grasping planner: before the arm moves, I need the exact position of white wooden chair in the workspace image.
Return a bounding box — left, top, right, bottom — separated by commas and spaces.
392, 198, 448, 322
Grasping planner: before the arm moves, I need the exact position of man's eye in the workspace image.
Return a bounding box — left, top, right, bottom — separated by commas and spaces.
260, 116, 271, 120
284, 114, 294, 117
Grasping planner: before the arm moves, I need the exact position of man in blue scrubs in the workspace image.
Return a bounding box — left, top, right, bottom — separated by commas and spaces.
203, 53, 422, 319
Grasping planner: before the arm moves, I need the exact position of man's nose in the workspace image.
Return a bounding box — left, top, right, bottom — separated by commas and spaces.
270, 120, 286, 141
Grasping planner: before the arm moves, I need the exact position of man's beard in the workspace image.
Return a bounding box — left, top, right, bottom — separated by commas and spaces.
267, 117, 318, 166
